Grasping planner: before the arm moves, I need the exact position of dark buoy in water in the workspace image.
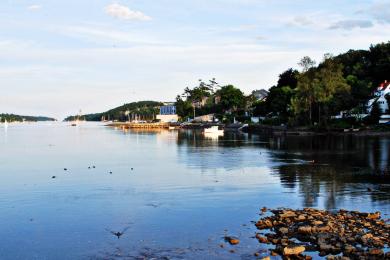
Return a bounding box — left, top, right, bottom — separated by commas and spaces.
367, 187, 372, 192
131, 168, 133, 171
88, 166, 91, 169
52, 176, 56, 179
93, 166, 96, 169
64, 168, 67, 171
109, 171, 112, 174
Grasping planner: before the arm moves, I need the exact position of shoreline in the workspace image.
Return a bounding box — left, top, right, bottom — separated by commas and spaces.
105, 122, 390, 137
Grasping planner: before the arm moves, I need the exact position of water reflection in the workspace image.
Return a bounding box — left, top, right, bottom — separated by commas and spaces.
124, 128, 390, 209
1, 124, 390, 259
171, 130, 390, 210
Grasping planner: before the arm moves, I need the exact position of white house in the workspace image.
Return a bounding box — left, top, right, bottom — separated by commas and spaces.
367, 80, 390, 114
156, 104, 178, 123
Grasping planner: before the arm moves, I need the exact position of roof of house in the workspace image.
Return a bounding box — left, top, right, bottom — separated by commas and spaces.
252, 89, 269, 97
378, 80, 390, 91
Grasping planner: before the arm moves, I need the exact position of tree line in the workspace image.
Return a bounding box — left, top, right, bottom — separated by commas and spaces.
176, 41, 390, 127
0, 114, 55, 122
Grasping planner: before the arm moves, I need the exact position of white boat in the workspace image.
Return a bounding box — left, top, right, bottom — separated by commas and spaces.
4, 119, 8, 128
203, 126, 224, 135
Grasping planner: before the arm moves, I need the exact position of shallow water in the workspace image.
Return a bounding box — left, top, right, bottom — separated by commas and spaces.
0, 123, 389, 259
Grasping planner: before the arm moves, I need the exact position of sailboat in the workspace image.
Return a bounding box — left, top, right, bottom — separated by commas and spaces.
71, 110, 83, 126
4, 119, 8, 129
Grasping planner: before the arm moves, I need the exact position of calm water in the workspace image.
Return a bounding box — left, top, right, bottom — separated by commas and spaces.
0, 123, 389, 259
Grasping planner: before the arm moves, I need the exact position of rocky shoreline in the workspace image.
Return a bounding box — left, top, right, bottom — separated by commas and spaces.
254, 208, 389, 259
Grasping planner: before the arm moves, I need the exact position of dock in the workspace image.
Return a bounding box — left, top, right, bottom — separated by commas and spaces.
107, 122, 170, 129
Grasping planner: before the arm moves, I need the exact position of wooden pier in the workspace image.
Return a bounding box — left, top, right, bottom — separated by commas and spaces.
107, 122, 170, 129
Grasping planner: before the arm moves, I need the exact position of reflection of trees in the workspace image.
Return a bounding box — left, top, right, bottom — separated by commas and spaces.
174, 130, 390, 208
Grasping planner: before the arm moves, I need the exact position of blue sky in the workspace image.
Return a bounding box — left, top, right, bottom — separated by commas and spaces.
1, 0, 389, 119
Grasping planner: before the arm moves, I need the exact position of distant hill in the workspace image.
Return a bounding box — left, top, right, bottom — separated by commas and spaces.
0, 114, 56, 122
64, 101, 164, 122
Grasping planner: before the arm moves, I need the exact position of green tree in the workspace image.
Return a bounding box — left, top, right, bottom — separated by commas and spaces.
175, 95, 193, 120
315, 54, 350, 125
216, 85, 246, 113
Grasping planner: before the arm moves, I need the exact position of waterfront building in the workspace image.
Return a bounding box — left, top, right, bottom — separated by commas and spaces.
367, 80, 390, 114
156, 104, 178, 122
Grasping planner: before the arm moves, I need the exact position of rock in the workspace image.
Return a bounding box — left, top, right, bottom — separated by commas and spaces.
298, 226, 312, 234
316, 225, 331, 232
225, 236, 240, 245
256, 235, 268, 244
254, 252, 259, 257
368, 248, 383, 256
367, 212, 380, 220
319, 243, 334, 252
312, 220, 323, 226
283, 246, 305, 255
279, 227, 289, 234
254, 207, 388, 259
271, 250, 279, 256
343, 245, 355, 254
280, 211, 296, 218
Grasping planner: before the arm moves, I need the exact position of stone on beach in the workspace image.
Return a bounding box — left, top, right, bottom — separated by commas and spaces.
224, 236, 240, 245
283, 245, 305, 255
254, 207, 390, 259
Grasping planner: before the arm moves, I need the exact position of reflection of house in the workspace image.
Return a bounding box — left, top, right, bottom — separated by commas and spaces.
367, 81, 390, 114
156, 104, 178, 123
252, 89, 269, 101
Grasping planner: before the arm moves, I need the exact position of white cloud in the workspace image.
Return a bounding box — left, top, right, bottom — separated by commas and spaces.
28, 5, 42, 11
104, 3, 151, 21
329, 19, 373, 30
368, 1, 390, 23
291, 16, 314, 27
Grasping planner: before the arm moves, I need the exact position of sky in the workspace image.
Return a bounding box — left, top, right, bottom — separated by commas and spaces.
0, 0, 390, 120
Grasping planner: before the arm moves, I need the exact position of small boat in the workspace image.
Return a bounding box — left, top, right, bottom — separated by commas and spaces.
168, 126, 175, 130
204, 126, 224, 135
4, 119, 8, 128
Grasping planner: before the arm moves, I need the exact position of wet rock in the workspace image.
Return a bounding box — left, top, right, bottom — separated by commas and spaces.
283, 245, 305, 255
368, 248, 383, 256
254, 208, 389, 259
298, 226, 312, 234
256, 234, 268, 244
367, 212, 380, 220
279, 227, 289, 234
280, 211, 296, 218
343, 245, 355, 254
224, 236, 240, 245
